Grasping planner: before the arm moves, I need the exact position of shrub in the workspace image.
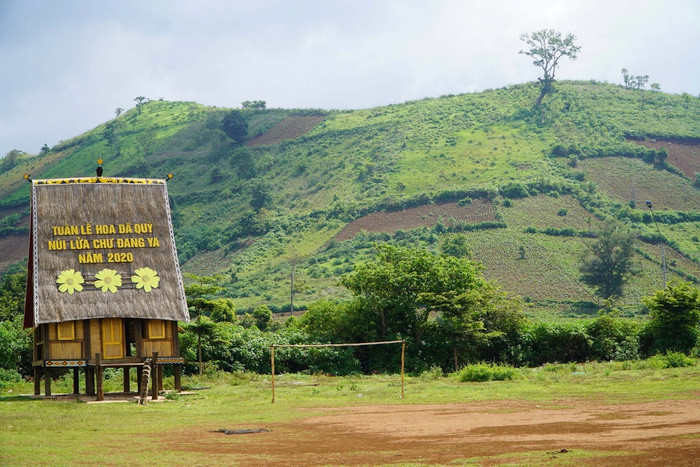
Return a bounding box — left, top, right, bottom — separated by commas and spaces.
454, 363, 520, 382
500, 182, 529, 199
642, 281, 700, 355
660, 351, 695, 368
0, 368, 22, 389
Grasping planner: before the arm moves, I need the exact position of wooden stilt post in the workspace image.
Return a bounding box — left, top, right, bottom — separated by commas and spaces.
136, 366, 143, 395
174, 364, 182, 392
123, 367, 130, 393
86, 368, 95, 396
73, 367, 80, 395
150, 352, 158, 401
401, 340, 406, 399
270, 345, 275, 403
96, 353, 104, 401
44, 367, 51, 397
34, 367, 41, 396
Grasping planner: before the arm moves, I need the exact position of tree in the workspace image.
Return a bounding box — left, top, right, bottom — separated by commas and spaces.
134, 96, 146, 114
440, 234, 471, 258
519, 29, 581, 107
184, 273, 223, 374
341, 244, 485, 341
241, 100, 266, 110
285, 247, 309, 314
252, 304, 272, 331
210, 298, 236, 322
136, 127, 157, 157
250, 182, 271, 210
221, 110, 248, 144
115, 107, 124, 118
621, 68, 649, 90
0, 271, 26, 322
1, 149, 22, 172
579, 221, 636, 299
642, 281, 700, 355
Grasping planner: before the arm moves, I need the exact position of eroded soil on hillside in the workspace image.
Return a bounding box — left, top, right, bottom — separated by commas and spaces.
163, 398, 700, 466
0, 235, 28, 271
632, 139, 700, 179
333, 200, 497, 242
247, 116, 326, 146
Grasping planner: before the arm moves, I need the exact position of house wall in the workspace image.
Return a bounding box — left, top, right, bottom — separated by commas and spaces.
46, 320, 84, 360
37, 318, 179, 361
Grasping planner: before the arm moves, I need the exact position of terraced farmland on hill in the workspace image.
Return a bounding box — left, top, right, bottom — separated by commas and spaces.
0, 81, 698, 316
577, 157, 700, 212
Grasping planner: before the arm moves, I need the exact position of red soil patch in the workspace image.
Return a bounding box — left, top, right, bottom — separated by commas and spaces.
632, 139, 700, 179
0, 234, 28, 271
161, 398, 700, 466
333, 200, 497, 242
248, 116, 326, 147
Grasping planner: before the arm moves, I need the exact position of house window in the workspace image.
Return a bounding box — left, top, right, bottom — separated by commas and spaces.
57, 321, 75, 341
147, 320, 166, 339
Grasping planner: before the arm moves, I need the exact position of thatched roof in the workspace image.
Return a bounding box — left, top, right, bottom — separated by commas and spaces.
24, 177, 190, 327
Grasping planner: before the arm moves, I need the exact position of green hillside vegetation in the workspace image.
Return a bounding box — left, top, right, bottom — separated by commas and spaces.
0, 82, 699, 317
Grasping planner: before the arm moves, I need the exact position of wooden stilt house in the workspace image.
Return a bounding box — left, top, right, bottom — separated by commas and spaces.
23, 174, 190, 400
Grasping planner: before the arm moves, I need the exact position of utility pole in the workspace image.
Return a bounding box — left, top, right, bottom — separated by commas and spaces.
645, 200, 667, 288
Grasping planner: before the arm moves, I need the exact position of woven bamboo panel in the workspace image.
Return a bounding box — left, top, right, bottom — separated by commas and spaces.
26, 178, 189, 325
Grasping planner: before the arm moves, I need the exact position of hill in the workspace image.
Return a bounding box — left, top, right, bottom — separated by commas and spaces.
1, 82, 699, 317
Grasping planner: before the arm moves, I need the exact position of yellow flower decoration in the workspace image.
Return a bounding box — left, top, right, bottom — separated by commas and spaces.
94, 268, 122, 293
56, 269, 84, 294
131, 267, 160, 293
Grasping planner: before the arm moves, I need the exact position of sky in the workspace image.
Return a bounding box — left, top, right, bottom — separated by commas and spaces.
1, 0, 699, 157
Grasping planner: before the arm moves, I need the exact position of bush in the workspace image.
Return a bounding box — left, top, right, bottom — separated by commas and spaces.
454, 363, 520, 382
522, 322, 592, 366
500, 182, 529, 199
642, 281, 700, 355
660, 351, 695, 368
0, 368, 22, 389
586, 314, 640, 361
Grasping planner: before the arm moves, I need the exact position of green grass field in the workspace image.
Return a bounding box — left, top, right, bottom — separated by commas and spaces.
1, 358, 698, 466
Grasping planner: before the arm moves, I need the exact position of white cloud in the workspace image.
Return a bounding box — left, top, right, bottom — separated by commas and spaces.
0, 0, 698, 155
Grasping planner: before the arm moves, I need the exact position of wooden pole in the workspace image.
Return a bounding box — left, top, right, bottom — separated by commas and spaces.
123, 367, 130, 393
44, 367, 51, 396
86, 368, 95, 396
400, 340, 406, 399
73, 367, 80, 395
174, 364, 182, 392
270, 345, 276, 403
136, 367, 143, 395
33, 367, 41, 396
95, 353, 103, 401
151, 352, 159, 400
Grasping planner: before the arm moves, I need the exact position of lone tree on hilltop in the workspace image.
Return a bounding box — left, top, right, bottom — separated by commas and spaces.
579, 220, 636, 299
621, 68, 649, 90
519, 29, 581, 108
241, 100, 266, 110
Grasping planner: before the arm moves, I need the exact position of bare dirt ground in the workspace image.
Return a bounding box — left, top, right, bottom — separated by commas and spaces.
247, 116, 326, 147
631, 139, 700, 179
165, 398, 700, 466
0, 234, 28, 271
333, 200, 497, 242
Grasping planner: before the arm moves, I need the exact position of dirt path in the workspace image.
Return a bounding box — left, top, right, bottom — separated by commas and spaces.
165, 398, 700, 465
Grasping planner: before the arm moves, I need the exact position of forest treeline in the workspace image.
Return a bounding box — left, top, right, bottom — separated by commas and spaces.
1, 243, 698, 383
